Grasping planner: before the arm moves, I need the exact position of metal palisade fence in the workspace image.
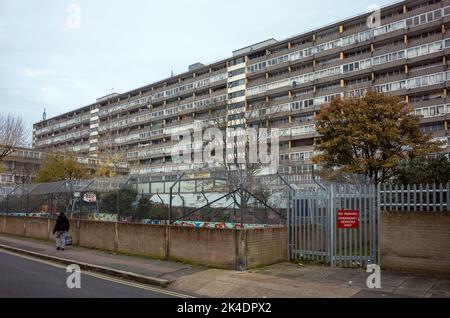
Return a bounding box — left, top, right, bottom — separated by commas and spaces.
289, 183, 378, 268
380, 183, 450, 212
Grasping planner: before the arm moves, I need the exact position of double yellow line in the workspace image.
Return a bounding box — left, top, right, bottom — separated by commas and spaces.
0, 248, 194, 298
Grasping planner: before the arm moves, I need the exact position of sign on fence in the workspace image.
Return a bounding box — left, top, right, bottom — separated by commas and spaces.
289, 183, 378, 268
337, 210, 359, 229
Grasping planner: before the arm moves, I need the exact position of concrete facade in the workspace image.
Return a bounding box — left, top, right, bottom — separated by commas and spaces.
0, 147, 129, 197
33, 0, 450, 179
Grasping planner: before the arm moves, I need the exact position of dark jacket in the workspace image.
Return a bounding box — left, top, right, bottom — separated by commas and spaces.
53, 214, 70, 234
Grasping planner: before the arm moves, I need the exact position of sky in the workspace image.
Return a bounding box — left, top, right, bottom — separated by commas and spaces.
0, 0, 395, 133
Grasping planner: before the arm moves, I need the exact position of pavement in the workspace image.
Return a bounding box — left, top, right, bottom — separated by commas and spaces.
0, 234, 203, 283
1, 234, 450, 298
0, 250, 191, 298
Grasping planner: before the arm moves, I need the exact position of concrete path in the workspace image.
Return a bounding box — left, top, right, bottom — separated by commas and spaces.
171, 263, 450, 298
1, 234, 450, 298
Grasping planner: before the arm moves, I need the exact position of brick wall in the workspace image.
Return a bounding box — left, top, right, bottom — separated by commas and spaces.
246, 226, 287, 268
168, 226, 238, 269
0, 215, 288, 270
381, 211, 450, 278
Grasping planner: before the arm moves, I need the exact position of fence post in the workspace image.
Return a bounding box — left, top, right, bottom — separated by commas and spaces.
114, 221, 119, 253
169, 187, 173, 225
329, 184, 335, 267
240, 188, 244, 229
287, 188, 291, 261
377, 183, 381, 266
49, 194, 53, 217
116, 189, 120, 221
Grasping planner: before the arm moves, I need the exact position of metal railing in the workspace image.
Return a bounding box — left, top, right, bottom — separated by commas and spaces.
380, 183, 450, 212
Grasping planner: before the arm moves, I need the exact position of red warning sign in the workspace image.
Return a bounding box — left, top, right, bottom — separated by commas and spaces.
337, 210, 359, 229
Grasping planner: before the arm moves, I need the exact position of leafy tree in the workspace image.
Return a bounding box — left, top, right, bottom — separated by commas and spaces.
99, 188, 138, 215
96, 160, 117, 178
313, 91, 441, 185
135, 198, 168, 220
35, 153, 90, 182
393, 156, 450, 185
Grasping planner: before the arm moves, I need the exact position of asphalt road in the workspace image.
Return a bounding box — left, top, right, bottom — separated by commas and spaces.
0, 250, 190, 298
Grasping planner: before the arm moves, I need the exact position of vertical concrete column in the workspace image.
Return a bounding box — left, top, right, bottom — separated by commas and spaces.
47, 218, 51, 240
235, 229, 248, 271
22, 218, 26, 237
165, 225, 170, 260
76, 219, 80, 246
114, 222, 119, 253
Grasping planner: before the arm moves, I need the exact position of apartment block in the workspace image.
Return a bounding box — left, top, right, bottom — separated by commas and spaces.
0, 147, 129, 192
33, 0, 450, 176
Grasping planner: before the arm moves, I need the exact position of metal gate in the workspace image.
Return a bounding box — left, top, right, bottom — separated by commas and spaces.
288, 183, 379, 267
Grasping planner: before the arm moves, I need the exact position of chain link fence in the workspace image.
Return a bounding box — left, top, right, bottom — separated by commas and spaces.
0, 169, 295, 228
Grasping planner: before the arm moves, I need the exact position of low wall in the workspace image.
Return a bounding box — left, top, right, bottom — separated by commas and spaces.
380, 211, 450, 278
168, 226, 239, 268
246, 227, 287, 268
0, 215, 287, 270
118, 223, 166, 259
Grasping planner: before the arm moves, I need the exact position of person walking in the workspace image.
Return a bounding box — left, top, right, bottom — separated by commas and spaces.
53, 212, 70, 251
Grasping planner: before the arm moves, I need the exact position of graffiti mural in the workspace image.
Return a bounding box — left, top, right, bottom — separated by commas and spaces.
87, 213, 118, 222
141, 219, 268, 229
172, 220, 268, 229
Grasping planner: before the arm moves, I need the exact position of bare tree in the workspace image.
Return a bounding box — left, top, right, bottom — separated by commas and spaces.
210, 100, 276, 210
0, 115, 29, 161
12, 161, 40, 184
96, 124, 127, 177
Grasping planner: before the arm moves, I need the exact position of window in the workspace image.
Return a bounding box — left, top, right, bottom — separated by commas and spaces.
445, 6, 450, 16
229, 68, 245, 77
247, 61, 266, 73
228, 79, 245, 89
267, 54, 289, 67
229, 57, 245, 66
246, 84, 266, 96
291, 99, 314, 111
267, 79, 290, 91
406, 8, 444, 28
